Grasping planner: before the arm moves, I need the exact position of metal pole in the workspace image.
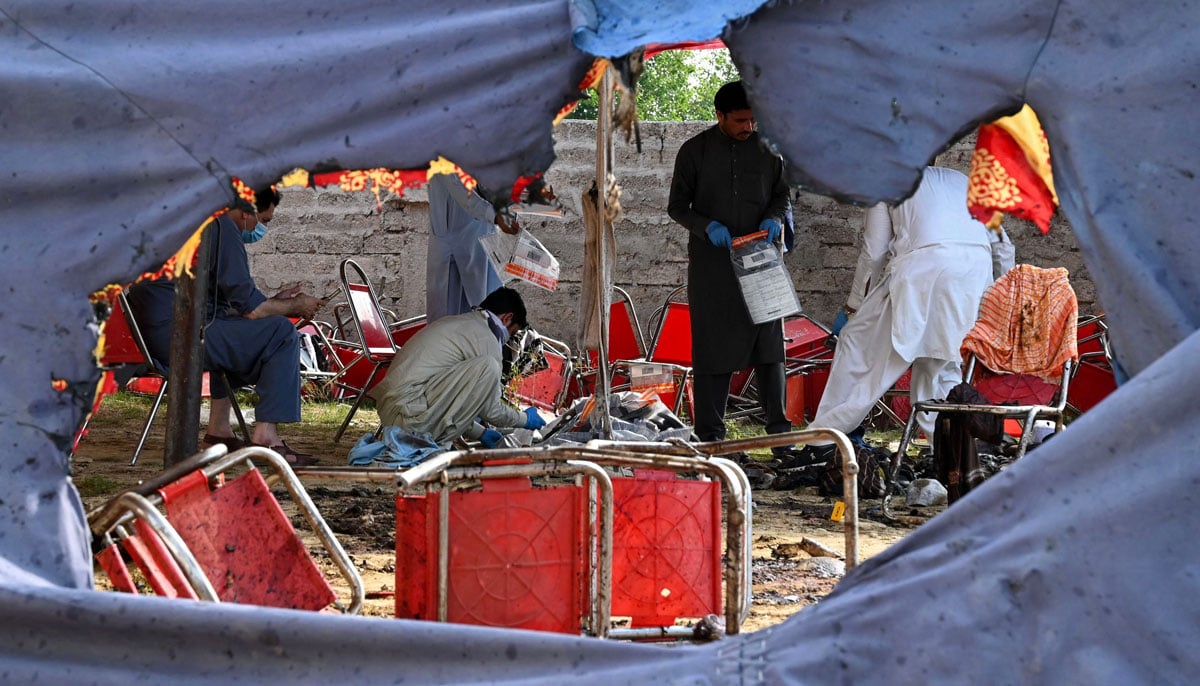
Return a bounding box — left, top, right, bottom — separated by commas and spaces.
164, 222, 213, 467
594, 66, 615, 437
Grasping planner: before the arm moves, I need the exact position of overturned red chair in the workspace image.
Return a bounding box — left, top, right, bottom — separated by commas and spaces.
508, 334, 580, 413
292, 442, 763, 639
89, 444, 364, 613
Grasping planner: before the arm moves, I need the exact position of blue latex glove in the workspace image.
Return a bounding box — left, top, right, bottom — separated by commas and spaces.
523, 407, 546, 431
759, 218, 781, 244
831, 308, 850, 336
480, 428, 503, 448
705, 221, 732, 249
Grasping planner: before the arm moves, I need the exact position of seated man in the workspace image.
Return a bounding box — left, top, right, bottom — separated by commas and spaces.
370, 286, 545, 447
125, 196, 325, 465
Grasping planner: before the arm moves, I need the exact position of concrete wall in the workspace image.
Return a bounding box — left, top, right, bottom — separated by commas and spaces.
250, 120, 1095, 347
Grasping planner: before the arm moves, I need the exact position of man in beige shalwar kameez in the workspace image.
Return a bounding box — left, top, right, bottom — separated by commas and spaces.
370, 287, 545, 447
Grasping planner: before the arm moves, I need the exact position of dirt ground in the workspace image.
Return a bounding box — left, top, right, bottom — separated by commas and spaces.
73, 392, 931, 635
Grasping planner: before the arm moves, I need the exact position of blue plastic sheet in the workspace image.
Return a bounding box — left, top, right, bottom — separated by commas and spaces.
2, 1, 1200, 682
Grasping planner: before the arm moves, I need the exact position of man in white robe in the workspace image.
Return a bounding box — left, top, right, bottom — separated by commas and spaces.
806, 165, 1014, 450
371, 287, 545, 447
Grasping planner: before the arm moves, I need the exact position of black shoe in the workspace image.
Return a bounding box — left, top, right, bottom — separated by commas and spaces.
771, 467, 820, 490
738, 463, 776, 490
718, 451, 754, 465
776, 444, 837, 470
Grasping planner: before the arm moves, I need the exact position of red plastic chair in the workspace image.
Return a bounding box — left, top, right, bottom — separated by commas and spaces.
624, 286, 693, 415
89, 445, 363, 613
1068, 313, 1117, 414
114, 289, 250, 465
331, 259, 397, 442
510, 336, 578, 412
891, 266, 1079, 475
580, 286, 647, 396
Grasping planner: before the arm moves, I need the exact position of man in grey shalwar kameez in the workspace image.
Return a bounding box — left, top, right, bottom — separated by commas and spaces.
425, 172, 518, 321
370, 287, 546, 447
668, 81, 793, 453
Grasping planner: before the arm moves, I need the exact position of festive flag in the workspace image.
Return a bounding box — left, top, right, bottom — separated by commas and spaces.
968, 105, 1058, 233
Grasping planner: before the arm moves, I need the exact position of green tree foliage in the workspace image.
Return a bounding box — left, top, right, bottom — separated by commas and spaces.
566, 48, 739, 122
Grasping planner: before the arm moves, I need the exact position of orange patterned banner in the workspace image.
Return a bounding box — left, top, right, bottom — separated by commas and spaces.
968, 105, 1058, 234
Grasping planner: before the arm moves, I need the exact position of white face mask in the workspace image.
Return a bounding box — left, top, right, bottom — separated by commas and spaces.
241, 221, 269, 244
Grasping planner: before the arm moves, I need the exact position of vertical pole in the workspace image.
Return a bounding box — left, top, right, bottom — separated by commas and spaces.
163, 222, 212, 467
594, 67, 615, 437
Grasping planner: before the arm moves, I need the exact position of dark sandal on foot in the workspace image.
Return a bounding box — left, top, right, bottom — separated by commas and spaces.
254, 440, 319, 467
202, 434, 246, 451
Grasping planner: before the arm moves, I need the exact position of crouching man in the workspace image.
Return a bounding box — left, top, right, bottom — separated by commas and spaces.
370, 287, 545, 447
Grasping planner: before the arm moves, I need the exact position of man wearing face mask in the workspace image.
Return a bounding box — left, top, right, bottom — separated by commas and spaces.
369, 286, 546, 448
126, 193, 325, 465
240, 185, 281, 244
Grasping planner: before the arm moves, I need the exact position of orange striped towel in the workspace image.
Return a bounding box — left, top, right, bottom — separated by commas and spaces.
962, 265, 1079, 381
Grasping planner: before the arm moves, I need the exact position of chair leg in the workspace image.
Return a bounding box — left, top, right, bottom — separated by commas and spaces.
223, 374, 255, 443
1012, 407, 1041, 461
883, 409, 921, 518
131, 379, 168, 466
228, 392, 252, 444
333, 365, 382, 443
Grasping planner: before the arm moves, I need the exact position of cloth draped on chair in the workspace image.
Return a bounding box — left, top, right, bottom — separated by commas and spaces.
961, 264, 1079, 380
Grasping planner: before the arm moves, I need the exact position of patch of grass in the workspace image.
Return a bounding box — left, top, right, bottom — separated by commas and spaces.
74, 474, 124, 498
301, 396, 378, 428
724, 416, 907, 459
93, 391, 156, 423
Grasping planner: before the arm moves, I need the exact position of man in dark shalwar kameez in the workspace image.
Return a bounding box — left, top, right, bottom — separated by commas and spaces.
667, 80, 794, 457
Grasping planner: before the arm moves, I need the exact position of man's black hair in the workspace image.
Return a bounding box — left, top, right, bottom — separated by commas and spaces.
255, 185, 282, 213
713, 80, 749, 114
479, 286, 528, 328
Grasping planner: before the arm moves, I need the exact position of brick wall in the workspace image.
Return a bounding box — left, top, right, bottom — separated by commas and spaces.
251, 120, 1094, 347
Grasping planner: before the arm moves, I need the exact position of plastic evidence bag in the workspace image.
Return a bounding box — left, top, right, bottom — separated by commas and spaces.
730, 230, 801, 324
480, 227, 560, 291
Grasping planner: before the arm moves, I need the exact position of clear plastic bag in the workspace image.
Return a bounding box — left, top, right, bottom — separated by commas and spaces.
730, 231, 802, 324
479, 227, 560, 291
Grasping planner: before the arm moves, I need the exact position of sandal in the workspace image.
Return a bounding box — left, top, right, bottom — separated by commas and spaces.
202, 433, 247, 451
253, 440, 319, 467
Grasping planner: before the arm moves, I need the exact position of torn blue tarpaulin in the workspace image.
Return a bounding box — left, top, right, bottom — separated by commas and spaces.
2, 0, 1200, 683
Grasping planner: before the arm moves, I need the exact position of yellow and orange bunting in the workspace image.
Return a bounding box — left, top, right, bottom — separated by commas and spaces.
967, 105, 1059, 234
427, 156, 476, 190
554, 57, 609, 124
279, 168, 310, 188
231, 176, 257, 206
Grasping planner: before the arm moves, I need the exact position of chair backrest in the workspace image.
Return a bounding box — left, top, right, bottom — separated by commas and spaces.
584, 286, 647, 368
101, 291, 149, 367
115, 289, 163, 371
339, 259, 396, 362
961, 264, 1079, 382
390, 314, 428, 348
608, 286, 647, 361
511, 338, 575, 411
1075, 313, 1112, 364
647, 287, 692, 367
782, 314, 833, 362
